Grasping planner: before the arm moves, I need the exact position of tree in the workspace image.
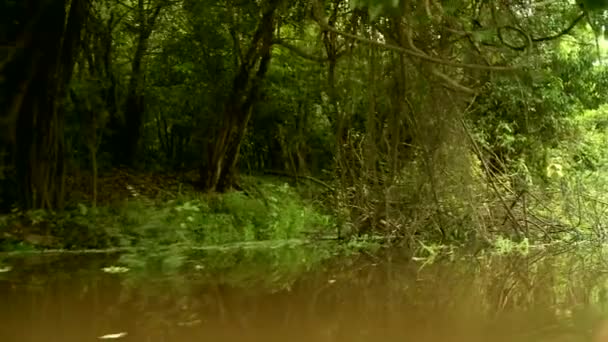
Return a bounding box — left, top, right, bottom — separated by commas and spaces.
198, 0, 283, 191
1, 0, 88, 209
114, 0, 168, 166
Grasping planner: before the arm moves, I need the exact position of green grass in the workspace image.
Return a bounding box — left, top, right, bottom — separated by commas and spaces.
0, 177, 337, 253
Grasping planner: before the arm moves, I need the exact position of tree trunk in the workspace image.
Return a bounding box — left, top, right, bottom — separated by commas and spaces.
120, 1, 163, 166
200, 0, 279, 192
3, 0, 87, 210
122, 33, 148, 165
89, 10, 120, 165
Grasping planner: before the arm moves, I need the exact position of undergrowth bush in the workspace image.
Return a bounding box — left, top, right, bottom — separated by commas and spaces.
0, 177, 335, 253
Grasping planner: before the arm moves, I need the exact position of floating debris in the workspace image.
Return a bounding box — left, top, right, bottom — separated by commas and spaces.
101, 266, 130, 274
98, 332, 128, 339
177, 319, 202, 327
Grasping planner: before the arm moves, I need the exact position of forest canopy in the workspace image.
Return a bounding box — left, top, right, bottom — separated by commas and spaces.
3, 0, 608, 248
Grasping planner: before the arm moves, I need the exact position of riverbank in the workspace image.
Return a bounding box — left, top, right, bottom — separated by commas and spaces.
0, 169, 338, 253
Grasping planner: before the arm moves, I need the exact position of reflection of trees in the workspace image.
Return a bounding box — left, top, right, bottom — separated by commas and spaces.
114, 250, 608, 341
4, 250, 608, 340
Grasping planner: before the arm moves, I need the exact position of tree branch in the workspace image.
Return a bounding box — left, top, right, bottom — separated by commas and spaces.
498, 25, 532, 51
532, 12, 585, 42
432, 69, 477, 94
272, 39, 331, 63
497, 12, 585, 51
405, 26, 476, 94
310, 0, 516, 71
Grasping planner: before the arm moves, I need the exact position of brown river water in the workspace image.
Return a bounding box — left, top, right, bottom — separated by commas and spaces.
2, 244, 608, 342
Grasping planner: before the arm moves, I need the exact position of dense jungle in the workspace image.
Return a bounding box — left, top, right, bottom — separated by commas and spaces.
5, 0, 608, 341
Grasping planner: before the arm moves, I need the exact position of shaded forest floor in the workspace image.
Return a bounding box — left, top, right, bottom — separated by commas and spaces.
0, 168, 337, 253
65, 168, 200, 205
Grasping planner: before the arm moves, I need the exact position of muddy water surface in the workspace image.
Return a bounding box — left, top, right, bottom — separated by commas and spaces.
2, 244, 608, 342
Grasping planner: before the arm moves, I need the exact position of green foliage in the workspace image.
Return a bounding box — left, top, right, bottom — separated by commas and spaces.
6, 0, 608, 251
113, 181, 335, 250
472, 70, 574, 177
491, 236, 530, 256
0, 177, 335, 253
469, 41, 608, 183
350, 0, 400, 19
344, 234, 383, 253
579, 0, 608, 11
532, 104, 608, 237
241, 36, 334, 174
554, 44, 608, 110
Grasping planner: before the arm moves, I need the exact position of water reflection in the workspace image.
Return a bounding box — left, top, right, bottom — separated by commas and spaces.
1, 245, 608, 341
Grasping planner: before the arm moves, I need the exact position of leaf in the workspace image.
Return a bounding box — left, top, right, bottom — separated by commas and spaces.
78, 203, 88, 216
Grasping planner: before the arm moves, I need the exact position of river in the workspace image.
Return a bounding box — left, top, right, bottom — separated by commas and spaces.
1, 243, 608, 341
